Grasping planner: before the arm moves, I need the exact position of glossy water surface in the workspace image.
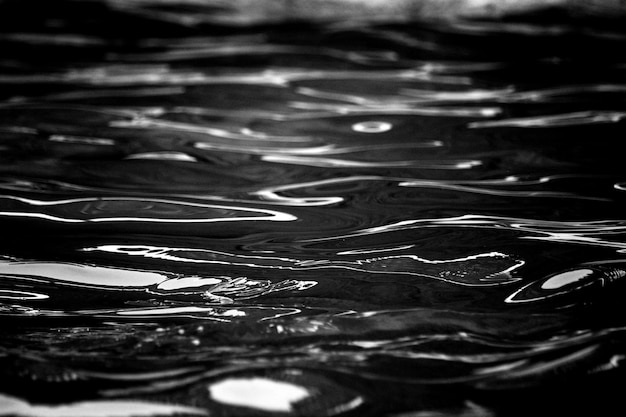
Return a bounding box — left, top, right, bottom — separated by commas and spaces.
1, 2, 626, 416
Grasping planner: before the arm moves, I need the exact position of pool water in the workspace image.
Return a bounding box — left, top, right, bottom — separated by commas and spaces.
1, 1, 626, 416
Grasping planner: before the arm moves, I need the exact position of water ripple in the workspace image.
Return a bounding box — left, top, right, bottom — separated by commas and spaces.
261, 154, 482, 169
305, 215, 626, 252
0, 195, 296, 223
469, 111, 626, 128
83, 244, 522, 286
505, 260, 626, 304
2, 3, 626, 415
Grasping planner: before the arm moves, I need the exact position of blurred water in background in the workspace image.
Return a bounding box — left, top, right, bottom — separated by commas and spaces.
1, 1, 626, 416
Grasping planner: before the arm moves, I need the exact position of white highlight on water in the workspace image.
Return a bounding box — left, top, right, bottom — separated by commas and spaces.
352, 121, 393, 133
0, 261, 169, 288
208, 377, 310, 412
0, 392, 207, 417
541, 268, 595, 290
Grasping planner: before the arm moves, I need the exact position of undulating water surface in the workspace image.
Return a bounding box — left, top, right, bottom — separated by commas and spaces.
1, 1, 626, 416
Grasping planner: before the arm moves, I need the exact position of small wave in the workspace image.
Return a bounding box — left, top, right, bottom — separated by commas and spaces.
305, 214, 626, 252
505, 261, 626, 304
469, 111, 626, 128
0, 195, 296, 223
83, 244, 523, 286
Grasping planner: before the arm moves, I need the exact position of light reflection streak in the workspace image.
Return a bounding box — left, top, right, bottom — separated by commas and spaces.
108, 42, 402, 68
403, 84, 626, 104
0, 126, 38, 134
115, 306, 246, 320
295, 86, 414, 106
0, 303, 306, 323
478, 345, 600, 383
399, 178, 610, 201
48, 135, 116, 146
80, 367, 206, 382
249, 176, 383, 206
194, 142, 336, 155
53, 305, 304, 322
0, 259, 317, 302
303, 214, 626, 252
124, 151, 199, 161
401, 87, 517, 102
0, 392, 209, 417
351, 121, 393, 133
110, 117, 312, 142
0, 260, 170, 289
0, 32, 108, 46
337, 245, 416, 255
0, 290, 50, 300
288, 101, 501, 117
0, 179, 98, 193
146, 105, 288, 122
505, 262, 626, 304
97, 67, 471, 86
261, 154, 482, 169
83, 244, 523, 286
295, 85, 507, 111
195, 140, 443, 157
469, 111, 626, 128
3, 87, 187, 104
0, 195, 296, 223
244, 174, 607, 206
112, 116, 445, 157
0, 66, 470, 87
0, 175, 605, 212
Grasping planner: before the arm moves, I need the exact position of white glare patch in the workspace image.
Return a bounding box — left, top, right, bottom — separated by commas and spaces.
116, 306, 245, 317
125, 152, 198, 162
541, 269, 595, 290
208, 377, 310, 412
455, 160, 482, 169
156, 276, 223, 291
0, 392, 208, 417
351, 121, 392, 133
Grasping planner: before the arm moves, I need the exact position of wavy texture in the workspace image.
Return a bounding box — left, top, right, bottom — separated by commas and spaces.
1, 2, 626, 416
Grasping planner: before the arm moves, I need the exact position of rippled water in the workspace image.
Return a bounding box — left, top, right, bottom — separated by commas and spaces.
2, 1, 626, 416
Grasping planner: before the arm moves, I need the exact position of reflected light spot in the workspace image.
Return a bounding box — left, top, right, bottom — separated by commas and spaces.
351, 121, 393, 133
156, 276, 224, 291
455, 160, 482, 169
209, 377, 310, 412
541, 268, 594, 290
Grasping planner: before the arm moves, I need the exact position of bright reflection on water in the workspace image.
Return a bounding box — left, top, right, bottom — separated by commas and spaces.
1, 1, 626, 416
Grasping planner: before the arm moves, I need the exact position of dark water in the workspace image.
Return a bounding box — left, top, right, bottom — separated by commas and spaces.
2, 1, 626, 416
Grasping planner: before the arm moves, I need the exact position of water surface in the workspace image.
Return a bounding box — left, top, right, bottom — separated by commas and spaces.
1, 1, 626, 416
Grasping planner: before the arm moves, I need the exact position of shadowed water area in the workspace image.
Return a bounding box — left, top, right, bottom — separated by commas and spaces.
1, 1, 626, 416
